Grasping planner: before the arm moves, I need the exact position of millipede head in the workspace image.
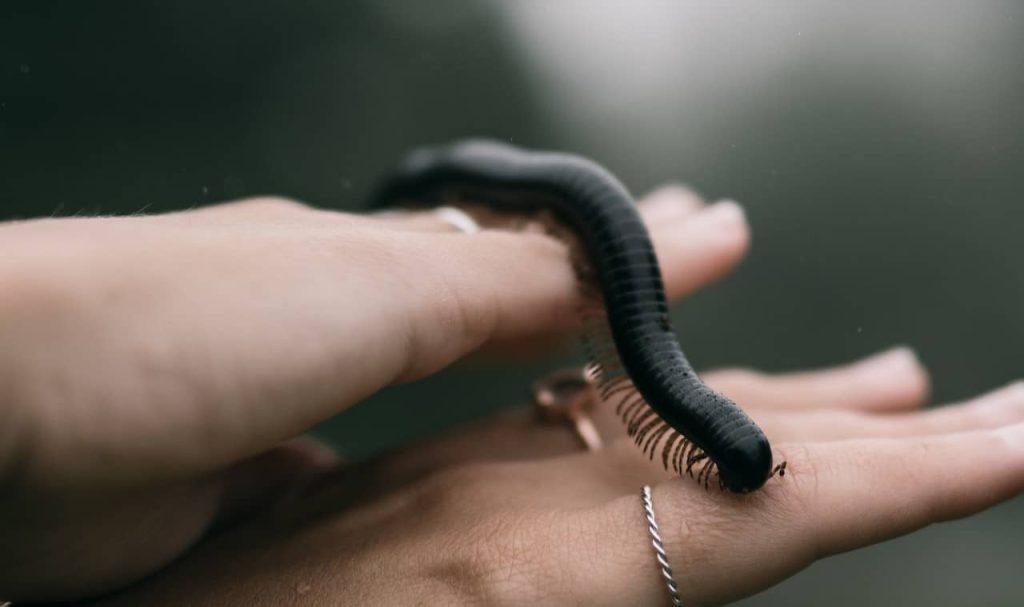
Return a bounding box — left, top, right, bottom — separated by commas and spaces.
713, 433, 774, 493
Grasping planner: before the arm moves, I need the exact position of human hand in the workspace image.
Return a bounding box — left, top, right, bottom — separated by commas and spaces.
0, 186, 750, 601
9, 188, 1016, 606
84, 342, 1024, 606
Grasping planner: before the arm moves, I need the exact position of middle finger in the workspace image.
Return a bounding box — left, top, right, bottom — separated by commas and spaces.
329, 375, 1020, 506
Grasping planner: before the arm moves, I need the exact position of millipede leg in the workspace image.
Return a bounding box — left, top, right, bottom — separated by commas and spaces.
699, 459, 715, 490
618, 394, 647, 419
770, 460, 788, 478
661, 434, 681, 472
642, 424, 671, 459
686, 451, 708, 478
634, 415, 662, 445
600, 380, 633, 401
638, 420, 665, 455
672, 438, 690, 475
629, 411, 658, 438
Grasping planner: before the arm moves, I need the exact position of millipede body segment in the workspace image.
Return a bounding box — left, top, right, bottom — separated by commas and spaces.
371, 139, 778, 493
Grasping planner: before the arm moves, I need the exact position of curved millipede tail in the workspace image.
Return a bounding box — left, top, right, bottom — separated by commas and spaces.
371, 139, 785, 493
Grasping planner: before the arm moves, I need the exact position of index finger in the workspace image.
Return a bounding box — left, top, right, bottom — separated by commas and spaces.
557, 422, 1024, 606
2, 191, 746, 487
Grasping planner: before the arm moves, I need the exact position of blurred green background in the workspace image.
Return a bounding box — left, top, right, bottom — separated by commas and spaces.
2, 1, 1021, 604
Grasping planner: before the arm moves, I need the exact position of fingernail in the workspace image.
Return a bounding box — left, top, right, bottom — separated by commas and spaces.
640, 185, 701, 220
962, 383, 1024, 426
855, 346, 922, 377
994, 421, 1024, 451
706, 199, 746, 225
641, 192, 688, 216
285, 436, 342, 467
644, 183, 699, 203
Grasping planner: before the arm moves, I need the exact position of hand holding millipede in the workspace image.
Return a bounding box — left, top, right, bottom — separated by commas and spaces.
1, 181, 1022, 606
372, 139, 785, 492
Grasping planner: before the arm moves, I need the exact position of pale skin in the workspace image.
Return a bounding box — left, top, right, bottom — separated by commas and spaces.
1, 188, 1022, 605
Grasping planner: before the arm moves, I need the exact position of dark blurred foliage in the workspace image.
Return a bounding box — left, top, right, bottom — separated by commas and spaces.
0, 1, 545, 215
1, 2, 1022, 605
0, 1, 563, 455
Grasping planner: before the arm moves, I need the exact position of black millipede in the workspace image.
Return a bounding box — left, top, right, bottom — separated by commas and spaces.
370, 139, 785, 493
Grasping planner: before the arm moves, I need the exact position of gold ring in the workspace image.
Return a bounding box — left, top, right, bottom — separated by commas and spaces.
433, 206, 481, 234
530, 367, 604, 451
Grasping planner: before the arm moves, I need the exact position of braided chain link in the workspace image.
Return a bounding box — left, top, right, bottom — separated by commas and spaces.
642, 485, 683, 606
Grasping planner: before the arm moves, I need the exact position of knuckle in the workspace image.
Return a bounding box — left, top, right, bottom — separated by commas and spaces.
439, 269, 498, 349
471, 513, 553, 604
422, 512, 551, 606
765, 443, 823, 516
657, 492, 722, 564
892, 439, 939, 484
643, 486, 763, 581
410, 464, 553, 605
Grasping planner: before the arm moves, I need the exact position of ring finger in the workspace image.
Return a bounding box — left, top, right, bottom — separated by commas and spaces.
551, 419, 1024, 606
